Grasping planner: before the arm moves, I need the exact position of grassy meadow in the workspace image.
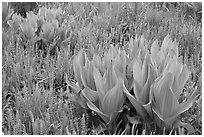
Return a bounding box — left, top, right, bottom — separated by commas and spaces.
2, 2, 202, 135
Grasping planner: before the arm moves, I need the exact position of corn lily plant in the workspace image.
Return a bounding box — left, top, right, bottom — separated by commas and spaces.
67, 34, 197, 134
122, 35, 157, 118
86, 47, 128, 128
148, 52, 197, 133
67, 50, 98, 108
68, 47, 127, 128
84, 61, 125, 126
150, 35, 179, 75
122, 35, 197, 133
122, 52, 158, 118
148, 71, 197, 133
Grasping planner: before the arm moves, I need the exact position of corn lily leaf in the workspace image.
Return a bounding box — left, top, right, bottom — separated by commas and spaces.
126, 57, 135, 90
103, 52, 111, 74
72, 92, 87, 109
73, 50, 85, 88
20, 21, 36, 40
141, 53, 149, 85
107, 111, 121, 126
133, 62, 157, 105
80, 57, 95, 90
93, 66, 105, 104
151, 39, 159, 59
104, 61, 117, 92
172, 41, 179, 58
153, 73, 175, 119
102, 78, 124, 116
138, 82, 149, 105
82, 87, 98, 102
128, 38, 134, 55
133, 59, 142, 85
126, 57, 134, 75
39, 7, 46, 17
131, 38, 140, 58
66, 74, 88, 108
175, 63, 190, 99
126, 115, 143, 125
139, 35, 145, 48
80, 66, 88, 87
161, 35, 171, 55
26, 12, 38, 29
150, 71, 197, 131
133, 80, 143, 102
122, 81, 147, 117
86, 99, 109, 123
87, 62, 96, 90
93, 54, 102, 71
162, 57, 190, 99
166, 88, 198, 125
143, 102, 152, 118
174, 121, 195, 134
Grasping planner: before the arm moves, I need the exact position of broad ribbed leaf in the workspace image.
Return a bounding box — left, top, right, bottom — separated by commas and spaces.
161, 35, 170, 55
133, 59, 142, 85
72, 94, 87, 108
127, 58, 134, 76
166, 89, 198, 123
102, 79, 124, 116
137, 49, 143, 66
148, 65, 158, 87
126, 115, 142, 125
87, 62, 96, 90
133, 80, 143, 101
104, 61, 117, 92
152, 105, 164, 122
175, 64, 190, 98
172, 41, 179, 58
80, 66, 88, 87
163, 76, 178, 119
129, 38, 134, 53
73, 50, 85, 88
151, 104, 166, 129
82, 87, 98, 102
171, 59, 182, 95
140, 35, 145, 47
151, 39, 159, 58
93, 54, 102, 69
78, 50, 86, 66
157, 73, 175, 119
162, 56, 176, 78
139, 82, 148, 104
141, 53, 149, 85
122, 81, 147, 117
139, 65, 156, 104
86, 100, 109, 123
108, 111, 121, 126
132, 38, 140, 58
93, 66, 105, 104
103, 52, 111, 74
143, 102, 153, 117
174, 121, 195, 134
152, 76, 164, 105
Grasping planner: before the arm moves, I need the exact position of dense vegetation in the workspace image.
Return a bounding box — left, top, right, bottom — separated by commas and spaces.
2, 2, 202, 135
